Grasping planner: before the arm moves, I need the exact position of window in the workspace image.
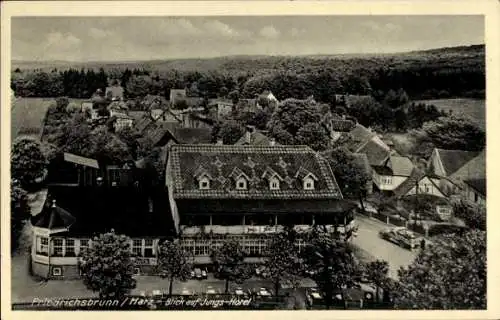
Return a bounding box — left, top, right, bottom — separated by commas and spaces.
109, 169, 120, 187
52, 267, 62, 276
199, 177, 210, 190
382, 177, 392, 185
270, 178, 280, 190
66, 239, 76, 257
36, 236, 49, 256
236, 177, 247, 190
194, 240, 210, 256
303, 178, 315, 190
52, 238, 64, 257
425, 184, 431, 193
132, 239, 142, 256
134, 267, 141, 275
144, 239, 154, 257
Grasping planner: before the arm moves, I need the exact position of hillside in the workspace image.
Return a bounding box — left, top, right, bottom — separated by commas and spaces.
12, 44, 485, 73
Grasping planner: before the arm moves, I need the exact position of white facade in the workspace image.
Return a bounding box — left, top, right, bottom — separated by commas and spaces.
372, 171, 407, 191
404, 176, 446, 198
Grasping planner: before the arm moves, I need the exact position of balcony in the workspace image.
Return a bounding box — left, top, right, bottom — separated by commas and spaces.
179, 222, 354, 236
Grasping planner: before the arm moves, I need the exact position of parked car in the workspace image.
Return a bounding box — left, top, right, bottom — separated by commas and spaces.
379, 227, 421, 250
305, 288, 324, 308
201, 268, 208, 279
180, 288, 193, 296
206, 286, 218, 295
194, 267, 206, 280
255, 287, 272, 297
233, 287, 250, 298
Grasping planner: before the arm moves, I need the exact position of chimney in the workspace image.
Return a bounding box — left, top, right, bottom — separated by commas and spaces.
270, 138, 276, 146
245, 125, 255, 145
216, 138, 224, 145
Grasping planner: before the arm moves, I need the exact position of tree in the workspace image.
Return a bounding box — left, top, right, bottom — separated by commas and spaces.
11, 138, 47, 187
79, 231, 137, 299
89, 127, 131, 165
451, 199, 486, 231
296, 122, 331, 151
228, 89, 240, 105
265, 227, 304, 296
364, 260, 390, 303
126, 75, 152, 98
211, 239, 252, 293
301, 231, 362, 309
322, 147, 370, 210
394, 230, 486, 309
420, 116, 485, 151
11, 179, 31, 253
157, 240, 193, 296
212, 120, 245, 145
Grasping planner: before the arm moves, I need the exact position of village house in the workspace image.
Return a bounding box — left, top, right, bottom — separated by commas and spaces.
462, 178, 486, 206
234, 126, 277, 146
372, 156, 414, 194
165, 143, 357, 265
208, 99, 233, 118
105, 85, 124, 101
169, 88, 187, 106
427, 148, 486, 199
392, 169, 454, 221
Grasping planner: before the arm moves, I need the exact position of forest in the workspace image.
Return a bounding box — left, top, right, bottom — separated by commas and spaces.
11, 44, 485, 101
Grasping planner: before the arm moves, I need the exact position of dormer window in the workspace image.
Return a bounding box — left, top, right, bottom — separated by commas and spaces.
262, 166, 283, 191
199, 177, 210, 190
304, 178, 315, 190
270, 177, 280, 190
194, 165, 213, 190
295, 166, 319, 191
236, 177, 248, 190
230, 167, 251, 191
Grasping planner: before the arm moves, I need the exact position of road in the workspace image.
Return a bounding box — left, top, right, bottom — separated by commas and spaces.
352, 215, 418, 279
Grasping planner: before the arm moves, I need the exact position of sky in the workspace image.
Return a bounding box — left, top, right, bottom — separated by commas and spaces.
11, 16, 484, 62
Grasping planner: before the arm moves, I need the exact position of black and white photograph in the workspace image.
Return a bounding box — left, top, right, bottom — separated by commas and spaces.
1, 2, 497, 316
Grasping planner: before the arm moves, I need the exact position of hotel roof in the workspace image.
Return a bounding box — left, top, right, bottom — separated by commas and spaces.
168, 144, 343, 200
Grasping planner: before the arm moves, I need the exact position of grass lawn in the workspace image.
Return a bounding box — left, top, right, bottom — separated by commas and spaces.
414, 98, 485, 129
11, 98, 52, 142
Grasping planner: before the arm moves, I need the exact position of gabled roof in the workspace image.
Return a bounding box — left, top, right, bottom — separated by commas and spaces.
349, 124, 377, 151
105, 86, 124, 98
172, 127, 212, 144
262, 166, 284, 181
388, 156, 414, 177
234, 131, 277, 146
63, 153, 99, 169
170, 89, 186, 99
392, 168, 426, 198
139, 122, 180, 147
31, 200, 76, 231
168, 144, 342, 200
451, 150, 485, 180
464, 178, 486, 196
357, 139, 391, 166
435, 148, 481, 176
330, 119, 357, 132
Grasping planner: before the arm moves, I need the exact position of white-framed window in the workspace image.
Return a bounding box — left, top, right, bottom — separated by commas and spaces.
132, 239, 142, 256
36, 236, 49, 256
382, 177, 393, 185
199, 177, 210, 190
181, 239, 195, 255
52, 238, 64, 257
236, 177, 248, 190
144, 239, 154, 257
66, 239, 76, 257
303, 178, 315, 190
52, 267, 62, 276
270, 177, 280, 190
424, 184, 431, 193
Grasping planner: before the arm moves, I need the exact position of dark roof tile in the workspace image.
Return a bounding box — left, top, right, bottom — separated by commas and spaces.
436, 149, 481, 176
168, 144, 342, 200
